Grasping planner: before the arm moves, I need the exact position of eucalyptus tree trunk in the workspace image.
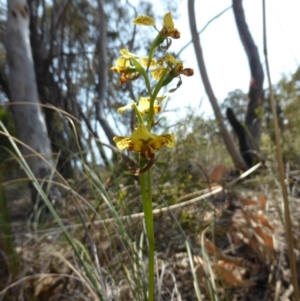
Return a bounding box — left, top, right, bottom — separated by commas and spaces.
228, 0, 264, 168
5, 0, 54, 180
96, 0, 116, 145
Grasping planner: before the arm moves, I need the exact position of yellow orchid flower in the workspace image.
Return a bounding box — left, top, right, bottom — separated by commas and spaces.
162, 12, 180, 39
133, 13, 179, 40
117, 96, 166, 115
162, 54, 194, 76
111, 49, 141, 84
111, 57, 132, 73
113, 124, 175, 159
151, 54, 194, 81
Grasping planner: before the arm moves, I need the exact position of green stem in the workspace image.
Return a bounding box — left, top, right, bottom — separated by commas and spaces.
139, 168, 155, 301
152, 68, 169, 100
132, 102, 144, 125
131, 57, 152, 98
147, 32, 164, 71
147, 68, 169, 130
146, 169, 155, 301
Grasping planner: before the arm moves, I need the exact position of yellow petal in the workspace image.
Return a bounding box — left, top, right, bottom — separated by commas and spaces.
112, 56, 135, 73
156, 96, 167, 102
163, 54, 178, 65
136, 97, 161, 115
133, 15, 155, 26
151, 68, 166, 80
131, 124, 157, 142
137, 97, 150, 114
163, 13, 180, 39
117, 103, 134, 114
128, 140, 143, 152
160, 134, 175, 148
164, 12, 174, 30
113, 137, 132, 150
111, 66, 121, 73
111, 57, 129, 73
149, 136, 166, 150
149, 134, 175, 150
140, 57, 158, 67
120, 49, 139, 59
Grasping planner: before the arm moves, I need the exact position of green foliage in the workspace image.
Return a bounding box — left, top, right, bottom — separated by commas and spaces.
221, 89, 248, 122
0, 107, 18, 161
149, 112, 233, 210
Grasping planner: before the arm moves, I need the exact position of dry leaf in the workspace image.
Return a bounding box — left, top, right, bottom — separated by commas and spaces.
239, 198, 257, 206
219, 256, 246, 269
259, 195, 267, 211
204, 239, 221, 258
253, 227, 274, 251
240, 208, 253, 225
209, 165, 228, 182
212, 262, 255, 287
238, 228, 264, 258
257, 213, 274, 230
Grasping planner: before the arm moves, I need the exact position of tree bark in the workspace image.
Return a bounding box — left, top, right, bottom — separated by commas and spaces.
96, 0, 116, 145
230, 0, 264, 166
5, 0, 54, 179
188, 0, 247, 170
